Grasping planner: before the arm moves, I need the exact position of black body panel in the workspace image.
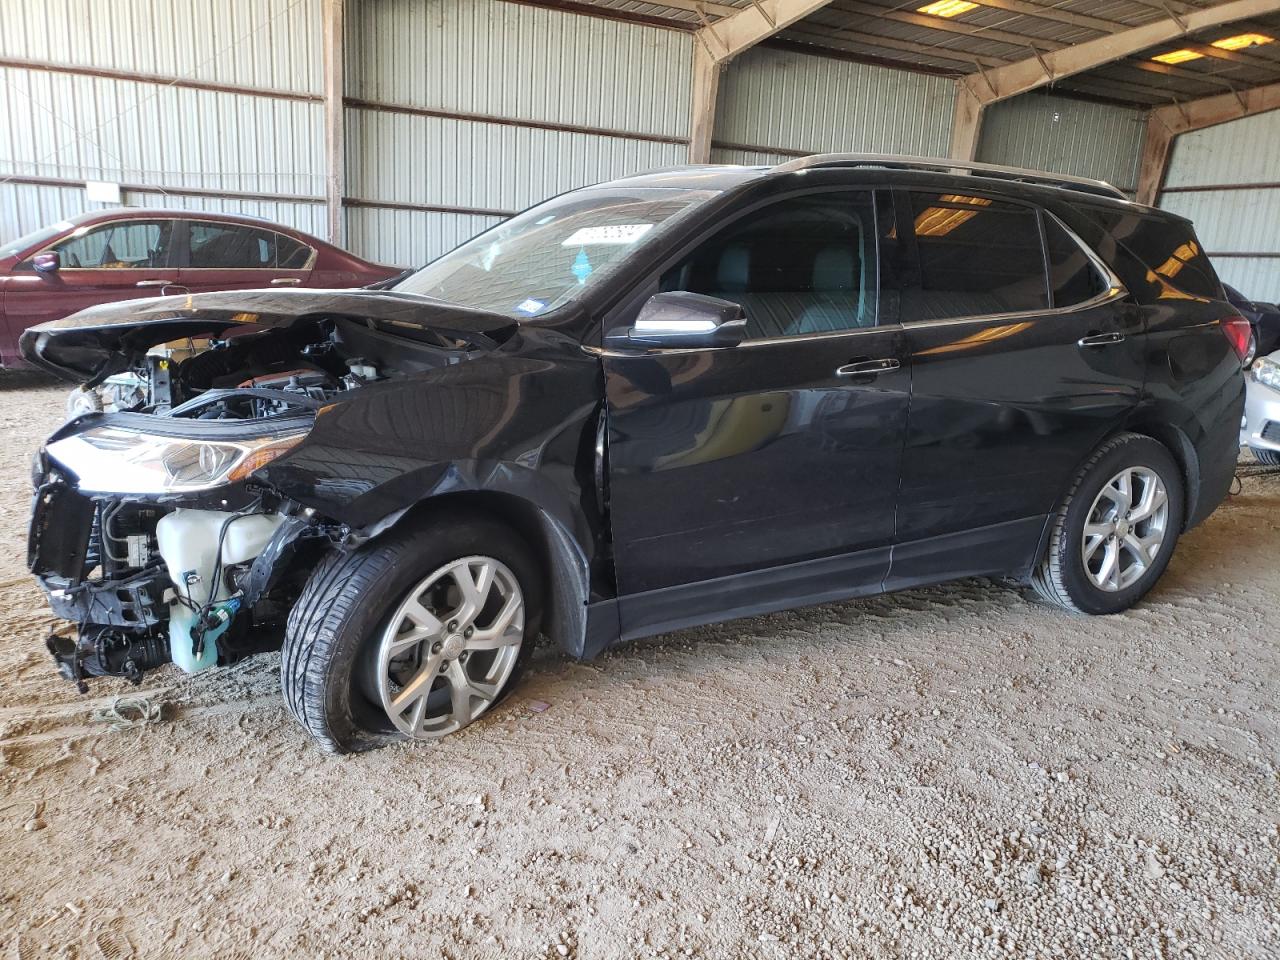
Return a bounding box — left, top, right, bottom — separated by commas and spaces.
26, 162, 1247, 666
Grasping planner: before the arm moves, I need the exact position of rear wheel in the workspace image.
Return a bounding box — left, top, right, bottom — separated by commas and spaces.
1032, 433, 1184, 615
280, 515, 541, 753
1251, 445, 1280, 466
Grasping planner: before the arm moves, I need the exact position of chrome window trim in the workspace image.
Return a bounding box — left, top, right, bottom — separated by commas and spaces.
584, 322, 898, 358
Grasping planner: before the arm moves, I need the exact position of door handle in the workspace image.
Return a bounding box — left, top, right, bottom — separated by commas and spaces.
1077, 331, 1125, 348
270, 277, 302, 286
836, 358, 901, 377
135, 280, 188, 295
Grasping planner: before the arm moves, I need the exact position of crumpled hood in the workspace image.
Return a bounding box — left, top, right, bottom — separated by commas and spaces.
20, 288, 519, 383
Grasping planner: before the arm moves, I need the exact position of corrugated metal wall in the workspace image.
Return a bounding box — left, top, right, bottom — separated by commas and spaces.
1, 0, 1161, 274
1159, 111, 1280, 302
0, 0, 323, 242
711, 46, 955, 162
977, 92, 1145, 193
343, 0, 691, 266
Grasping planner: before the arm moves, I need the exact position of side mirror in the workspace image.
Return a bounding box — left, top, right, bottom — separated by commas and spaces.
31, 251, 60, 274
607, 292, 747, 350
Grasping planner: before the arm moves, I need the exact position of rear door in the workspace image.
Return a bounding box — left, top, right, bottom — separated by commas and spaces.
177, 220, 313, 292
3, 218, 180, 340
887, 188, 1144, 587
601, 188, 912, 638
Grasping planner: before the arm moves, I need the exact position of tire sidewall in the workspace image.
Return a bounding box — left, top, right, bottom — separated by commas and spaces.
1054, 437, 1185, 615
310, 517, 543, 752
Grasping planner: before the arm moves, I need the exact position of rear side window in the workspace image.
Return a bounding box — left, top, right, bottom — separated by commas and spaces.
187, 223, 312, 269
1044, 215, 1108, 308
898, 192, 1048, 321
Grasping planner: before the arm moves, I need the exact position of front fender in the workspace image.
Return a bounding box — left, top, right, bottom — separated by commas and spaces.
254, 347, 608, 654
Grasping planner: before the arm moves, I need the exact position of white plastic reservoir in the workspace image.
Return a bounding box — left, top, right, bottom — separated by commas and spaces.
156, 509, 285, 672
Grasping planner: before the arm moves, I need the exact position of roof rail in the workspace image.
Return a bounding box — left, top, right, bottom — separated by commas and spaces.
772, 153, 1128, 201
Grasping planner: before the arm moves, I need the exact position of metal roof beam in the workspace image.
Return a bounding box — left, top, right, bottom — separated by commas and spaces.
959, 0, 1280, 106
949, 0, 1280, 160
1136, 80, 1280, 203
688, 0, 838, 161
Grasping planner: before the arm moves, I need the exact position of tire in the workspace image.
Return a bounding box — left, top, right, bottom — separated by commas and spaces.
1031, 433, 1185, 615
280, 514, 543, 753
1251, 446, 1280, 466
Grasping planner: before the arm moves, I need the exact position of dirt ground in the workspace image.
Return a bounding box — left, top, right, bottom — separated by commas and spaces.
0, 372, 1277, 960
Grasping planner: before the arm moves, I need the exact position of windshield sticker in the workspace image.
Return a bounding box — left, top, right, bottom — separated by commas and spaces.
560, 224, 654, 247
515, 298, 546, 315
571, 247, 592, 284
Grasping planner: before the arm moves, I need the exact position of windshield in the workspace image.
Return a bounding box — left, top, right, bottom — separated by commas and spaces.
1, 220, 75, 260
391, 187, 717, 317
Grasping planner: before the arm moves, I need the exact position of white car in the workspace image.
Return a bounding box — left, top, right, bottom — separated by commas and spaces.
1243, 350, 1280, 465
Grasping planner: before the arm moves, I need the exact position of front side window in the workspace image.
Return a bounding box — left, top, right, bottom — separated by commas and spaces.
897, 192, 1047, 321
188, 223, 291, 269
392, 187, 717, 318
659, 191, 878, 340
50, 220, 173, 269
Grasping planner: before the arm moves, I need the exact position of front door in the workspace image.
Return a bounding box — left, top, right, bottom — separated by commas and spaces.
602, 189, 911, 639
886, 189, 1144, 587
3, 219, 180, 355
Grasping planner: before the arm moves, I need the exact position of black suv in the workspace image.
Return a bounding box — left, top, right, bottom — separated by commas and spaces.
25, 155, 1250, 753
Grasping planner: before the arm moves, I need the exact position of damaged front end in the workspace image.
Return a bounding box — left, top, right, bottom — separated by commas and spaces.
31, 417, 327, 690
24, 289, 517, 691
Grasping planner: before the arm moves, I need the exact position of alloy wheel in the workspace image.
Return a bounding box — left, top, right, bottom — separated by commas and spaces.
374, 555, 525, 738
1081, 466, 1169, 593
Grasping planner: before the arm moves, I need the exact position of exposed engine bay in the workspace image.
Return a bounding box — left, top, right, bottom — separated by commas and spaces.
25, 292, 518, 692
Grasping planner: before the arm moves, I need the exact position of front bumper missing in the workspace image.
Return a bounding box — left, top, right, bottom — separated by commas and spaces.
29, 470, 318, 691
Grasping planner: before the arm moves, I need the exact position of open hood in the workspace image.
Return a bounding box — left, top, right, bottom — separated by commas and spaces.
20, 288, 520, 383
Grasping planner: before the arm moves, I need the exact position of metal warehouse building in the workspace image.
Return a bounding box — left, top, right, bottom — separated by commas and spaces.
3, 0, 1279, 297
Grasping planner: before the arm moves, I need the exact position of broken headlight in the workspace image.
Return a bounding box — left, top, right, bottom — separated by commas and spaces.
45, 426, 306, 494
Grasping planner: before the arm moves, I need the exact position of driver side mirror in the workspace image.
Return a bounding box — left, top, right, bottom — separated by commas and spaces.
606, 291, 747, 350
31, 251, 60, 274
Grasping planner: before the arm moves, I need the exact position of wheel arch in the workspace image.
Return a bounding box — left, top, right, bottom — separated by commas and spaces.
1028, 422, 1199, 579
377, 490, 593, 659
1118, 418, 1200, 529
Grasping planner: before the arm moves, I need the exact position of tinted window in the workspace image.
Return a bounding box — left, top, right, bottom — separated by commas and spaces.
51, 221, 173, 269
1044, 215, 1107, 308
899, 192, 1047, 321
276, 234, 312, 269
660, 192, 878, 339
188, 223, 309, 269
1086, 208, 1220, 300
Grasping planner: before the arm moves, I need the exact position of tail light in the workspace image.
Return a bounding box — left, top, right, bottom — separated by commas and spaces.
1220, 315, 1256, 366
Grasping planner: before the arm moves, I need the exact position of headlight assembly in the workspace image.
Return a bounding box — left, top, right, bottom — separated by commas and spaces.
1253, 356, 1280, 391
45, 426, 306, 494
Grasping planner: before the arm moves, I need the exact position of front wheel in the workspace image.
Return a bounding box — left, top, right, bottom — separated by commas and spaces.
280, 515, 542, 753
1032, 433, 1184, 615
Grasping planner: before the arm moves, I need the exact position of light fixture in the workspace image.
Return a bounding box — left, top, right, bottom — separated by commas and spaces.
1212, 32, 1274, 51
914, 194, 992, 238
1152, 49, 1204, 64
916, 0, 978, 18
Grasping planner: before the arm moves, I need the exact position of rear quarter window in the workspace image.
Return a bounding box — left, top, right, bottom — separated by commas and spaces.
1086, 209, 1221, 301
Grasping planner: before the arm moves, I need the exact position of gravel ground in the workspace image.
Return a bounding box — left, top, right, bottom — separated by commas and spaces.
0, 373, 1277, 960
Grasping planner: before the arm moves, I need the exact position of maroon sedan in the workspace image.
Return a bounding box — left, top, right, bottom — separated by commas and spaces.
0, 209, 401, 367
